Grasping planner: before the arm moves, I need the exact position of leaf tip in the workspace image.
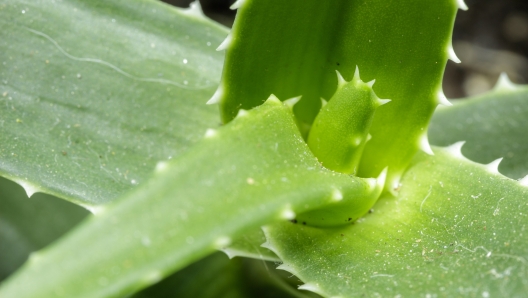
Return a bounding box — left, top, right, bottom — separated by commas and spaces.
15, 179, 40, 198
418, 132, 434, 155
484, 158, 503, 174
283, 95, 301, 108
444, 141, 466, 159
352, 65, 361, 82
276, 263, 299, 276
298, 283, 325, 296
216, 33, 233, 51
457, 0, 469, 11
493, 72, 517, 92
236, 109, 249, 118
335, 70, 347, 88
448, 42, 461, 63
207, 85, 223, 105
183, 0, 205, 18
518, 175, 528, 187
266, 94, 282, 105
230, 0, 246, 10
436, 90, 452, 106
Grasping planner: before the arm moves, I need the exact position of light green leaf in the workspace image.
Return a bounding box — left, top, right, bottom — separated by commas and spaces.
215, 0, 459, 188
430, 78, 528, 179
0, 99, 379, 298
263, 147, 528, 297
0, 176, 88, 280
222, 228, 280, 262
0, 0, 227, 206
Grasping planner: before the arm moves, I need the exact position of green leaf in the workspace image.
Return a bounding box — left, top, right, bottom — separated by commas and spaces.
0, 99, 380, 298
430, 76, 528, 179
214, 0, 459, 188
0, 176, 88, 280
222, 228, 280, 262
0, 0, 227, 207
134, 252, 314, 298
263, 147, 528, 297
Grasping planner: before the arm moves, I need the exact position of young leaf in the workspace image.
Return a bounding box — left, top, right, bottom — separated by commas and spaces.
0, 99, 379, 298
215, 0, 459, 188
264, 147, 528, 297
0, 0, 226, 206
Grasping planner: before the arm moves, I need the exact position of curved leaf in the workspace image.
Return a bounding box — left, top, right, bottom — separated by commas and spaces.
0, 99, 379, 298
264, 147, 528, 297
430, 78, 528, 179
0, 0, 227, 206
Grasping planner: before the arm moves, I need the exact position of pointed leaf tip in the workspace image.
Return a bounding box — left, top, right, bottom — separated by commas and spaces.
229, 0, 245, 10
352, 65, 361, 82
493, 73, 517, 91
298, 283, 325, 296
519, 175, 528, 187
366, 79, 375, 88
236, 109, 248, 118
444, 141, 466, 159
419, 133, 434, 155
485, 158, 503, 174
266, 94, 282, 104
437, 90, 452, 106
448, 43, 461, 63
216, 33, 232, 51
283, 95, 301, 108
16, 179, 39, 198
207, 85, 223, 105
184, 0, 205, 17
335, 70, 347, 88
457, 0, 468, 11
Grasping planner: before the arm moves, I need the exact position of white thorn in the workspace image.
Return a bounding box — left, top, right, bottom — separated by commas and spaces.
457, 0, 468, 11
276, 264, 297, 275
207, 85, 223, 105
155, 161, 169, 172
331, 189, 343, 202
214, 236, 232, 249
17, 180, 39, 198
336, 70, 347, 88
437, 90, 452, 106
419, 133, 434, 155
485, 158, 503, 174
220, 248, 237, 259
266, 94, 282, 104
283, 96, 301, 108
444, 141, 466, 159
184, 0, 205, 18
352, 65, 361, 82
448, 43, 461, 63
216, 33, 233, 51
493, 73, 517, 91
366, 79, 376, 87
230, 0, 245, 10
519, 175, 528, 187
376, 98, 391, 106
280, 205, 296, 220
320, 97, 328, 107
298, 283, 324, 295
236, 109, 248, 118
204, 128, 217, 138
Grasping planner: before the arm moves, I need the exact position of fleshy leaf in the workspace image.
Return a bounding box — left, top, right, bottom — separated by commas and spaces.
264, 147, 528, 297
215, 0, 459, 188
222, 228, 280, 262
430, 80, 528, 179
0, 177, 88, 280
0, 99, 378, 298
0, 0, 227, 206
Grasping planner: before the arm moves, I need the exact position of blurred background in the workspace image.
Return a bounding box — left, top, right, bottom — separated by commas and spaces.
162, 0, 528, 99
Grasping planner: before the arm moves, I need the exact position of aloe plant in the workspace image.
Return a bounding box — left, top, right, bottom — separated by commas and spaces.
1, 0, 527, 297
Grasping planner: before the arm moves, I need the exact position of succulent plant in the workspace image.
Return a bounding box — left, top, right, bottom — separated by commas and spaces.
1, 0, 527, 297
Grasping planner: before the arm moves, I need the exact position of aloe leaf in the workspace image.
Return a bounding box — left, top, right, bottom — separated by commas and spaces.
0, 0, 226, 207
0, 177, 88, 280
135, 252, 313, 298
430, 76, 528, 179
0, 99, 379, 298
263, 147, 528, 297
214, 0, 460, 188
222, 228, 280, 262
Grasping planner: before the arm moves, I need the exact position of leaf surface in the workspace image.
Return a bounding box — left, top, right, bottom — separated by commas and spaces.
215, 0, 459, 188
430, 81, 528, 179
0, 0, 226, 206
264, 147, 528, 297
0, 100, 379, 298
